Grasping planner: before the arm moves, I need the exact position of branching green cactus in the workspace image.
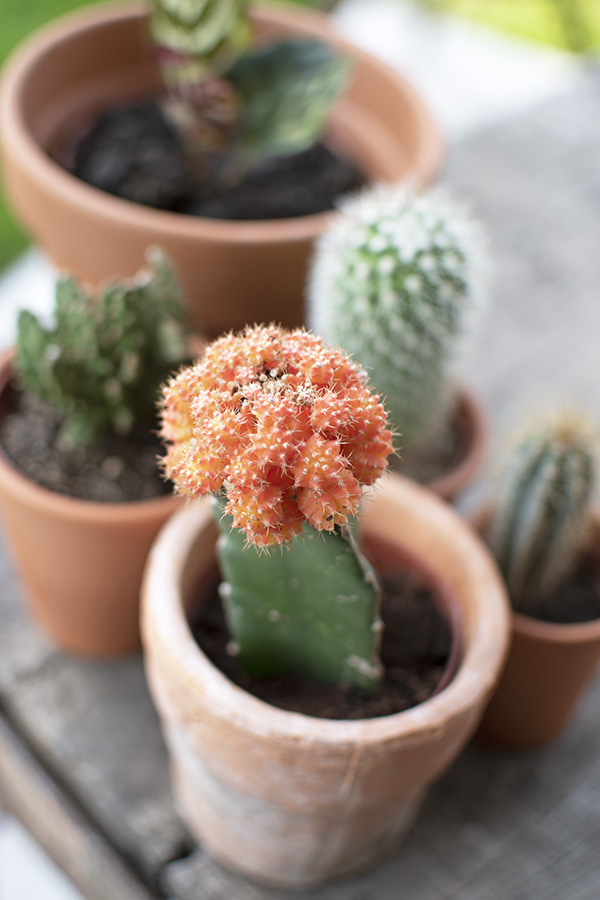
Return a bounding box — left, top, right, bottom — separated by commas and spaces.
488, 413, 597, 614
149, 0, 351, 164
160, 325, 394, 691
17, 249, 188, 448
308, 184, 486, 450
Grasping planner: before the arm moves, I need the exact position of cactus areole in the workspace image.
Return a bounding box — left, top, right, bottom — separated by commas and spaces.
160, 324, 394, 690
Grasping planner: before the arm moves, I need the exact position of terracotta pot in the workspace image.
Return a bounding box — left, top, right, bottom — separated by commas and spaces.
0, 351, 180, 656
142, 474, 509, 888
426, 385, 487, 501
475, 509, 600, 748
0, 2, 443, 338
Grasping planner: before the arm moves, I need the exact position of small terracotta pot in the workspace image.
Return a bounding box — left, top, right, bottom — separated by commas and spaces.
0, 2, 443, 338
0, 351, 180, 656
474, 509, 600, 747
142, 474, 509, 888
426, 385, 487, 501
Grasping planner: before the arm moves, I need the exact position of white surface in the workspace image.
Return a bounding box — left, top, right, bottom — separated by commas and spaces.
0, 2, 586, 897
335, 0, 583, 141
0, 815, 85, 900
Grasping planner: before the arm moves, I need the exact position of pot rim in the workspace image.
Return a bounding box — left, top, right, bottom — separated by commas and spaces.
0, 1, 443, 245
0, 348, 180, 522
142, 473, 510, 745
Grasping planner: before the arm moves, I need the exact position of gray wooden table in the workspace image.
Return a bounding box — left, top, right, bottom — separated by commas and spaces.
1, 70, 600, 900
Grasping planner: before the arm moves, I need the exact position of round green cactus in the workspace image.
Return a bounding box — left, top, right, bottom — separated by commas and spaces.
308, 184, 486, 450
489, 413, 597, 614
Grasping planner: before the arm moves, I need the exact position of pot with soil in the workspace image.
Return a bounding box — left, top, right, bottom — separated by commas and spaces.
141, 324, 509, 888
475, 413, 600, 747
308, 182, 488, 501
0, 253, 189, 656
0, 2, 443, 338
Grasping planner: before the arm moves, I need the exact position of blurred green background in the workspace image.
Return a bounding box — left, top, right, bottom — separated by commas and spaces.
0, 0, 598, 272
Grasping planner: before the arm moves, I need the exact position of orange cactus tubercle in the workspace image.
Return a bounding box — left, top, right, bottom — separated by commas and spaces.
160, 325, 394, 547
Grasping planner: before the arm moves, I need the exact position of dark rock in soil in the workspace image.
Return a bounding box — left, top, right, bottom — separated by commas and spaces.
73, 102, 190, 210
71, 100, 366, 220
193, 569, 453, 720
0, 390, 170, 503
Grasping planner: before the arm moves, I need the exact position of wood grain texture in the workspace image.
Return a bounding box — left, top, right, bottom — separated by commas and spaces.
1, 72, 600, 899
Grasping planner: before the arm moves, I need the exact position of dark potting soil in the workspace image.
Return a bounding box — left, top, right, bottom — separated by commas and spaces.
522, 553, 600, 625
0, 390, 170, 503
395, 399, 464, 486
193, 569, 453, 719
71, 101, 366, 220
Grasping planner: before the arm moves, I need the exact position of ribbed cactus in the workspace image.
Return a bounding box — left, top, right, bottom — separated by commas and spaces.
160, 325, 394, 691
308, 184, 486, 450
17, 249, 188, 448
488, 414, 597, 615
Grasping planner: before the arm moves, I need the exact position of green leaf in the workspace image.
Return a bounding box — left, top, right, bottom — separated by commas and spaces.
227, 38, 352, 162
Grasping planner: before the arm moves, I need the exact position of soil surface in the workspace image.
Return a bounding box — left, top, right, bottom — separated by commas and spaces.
193, 568, 453, 720
0, 390, 170, 503
520, 552, 600, 624
396, 398, 464, 486
71, 101, 366, 220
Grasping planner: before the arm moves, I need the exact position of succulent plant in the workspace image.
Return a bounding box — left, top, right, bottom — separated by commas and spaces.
149, 0, 351, 164
488, 413, 597, 614
308, 184, 486, 450
17, 249, 188, 448
160, 324, 394, 691
226, 38, 351, 163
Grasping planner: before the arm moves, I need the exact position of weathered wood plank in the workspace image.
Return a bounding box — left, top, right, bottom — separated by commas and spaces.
0, 712, 158, 900
0, 653, 192, 882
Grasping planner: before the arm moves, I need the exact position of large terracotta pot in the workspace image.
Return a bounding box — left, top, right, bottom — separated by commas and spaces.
142, 474, 509, 888
476, 511, 600, 748
0, 351, 180, 656
0, 2, 443, 338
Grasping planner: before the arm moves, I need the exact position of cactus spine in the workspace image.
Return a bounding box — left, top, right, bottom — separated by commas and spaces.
308, 184, 486, 449
160, 325, 394, 691
489, 414, 597, 614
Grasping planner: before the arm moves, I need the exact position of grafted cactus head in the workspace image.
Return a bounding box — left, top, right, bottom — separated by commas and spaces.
159, 324, 393, 690
489, 411, 597, 613
160, 324, 394, 547
16, 249, 188, 448
308, 183, 487, 449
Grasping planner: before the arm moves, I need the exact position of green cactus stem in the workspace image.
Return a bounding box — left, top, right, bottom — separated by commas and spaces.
308, 184, 486, 450
16, 249, 188, 449
215, 496, 383, 691
488, 414, 597, 614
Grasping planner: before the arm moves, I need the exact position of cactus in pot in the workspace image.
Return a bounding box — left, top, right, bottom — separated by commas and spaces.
16, 249, 187, 450
308, 184, 486, 461
160, 323, 394, 690
487, 412, 597, 618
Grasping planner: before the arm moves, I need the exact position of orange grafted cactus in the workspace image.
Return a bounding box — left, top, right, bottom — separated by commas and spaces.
160, 324, 393, 546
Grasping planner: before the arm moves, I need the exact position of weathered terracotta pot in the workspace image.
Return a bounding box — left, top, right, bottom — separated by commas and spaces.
142, 474, 509, 888
0, 351, 180, 656
0, 2, 443, 338
476, 510, 600, 748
